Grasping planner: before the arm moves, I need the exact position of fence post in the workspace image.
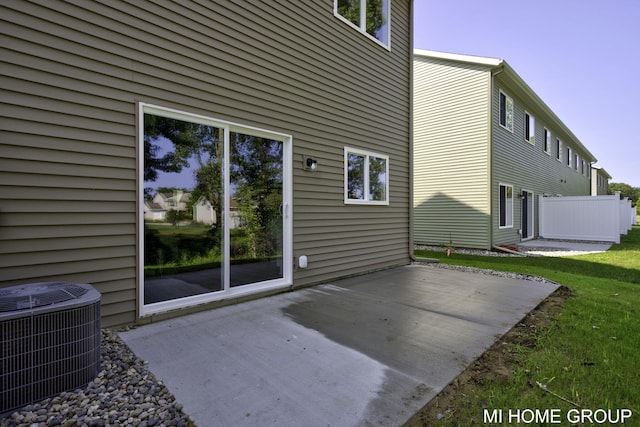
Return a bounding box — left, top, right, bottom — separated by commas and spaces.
538, 195, 546, 238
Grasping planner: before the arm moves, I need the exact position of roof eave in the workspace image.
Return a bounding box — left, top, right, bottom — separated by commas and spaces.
414, 49, 598, 163
496, 62, 597, 163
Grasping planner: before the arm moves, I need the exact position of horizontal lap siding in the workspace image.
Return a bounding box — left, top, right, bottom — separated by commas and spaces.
491, 77, 592, 246
290, 0, 412, 285
1, 0, 411, 326
413, 57, 491, 249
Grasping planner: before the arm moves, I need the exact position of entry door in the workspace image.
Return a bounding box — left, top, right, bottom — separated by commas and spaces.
521, 190, 534, 240
140, 104, 291, 314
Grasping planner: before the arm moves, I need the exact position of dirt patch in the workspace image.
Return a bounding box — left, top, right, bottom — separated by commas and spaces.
404, 286, 571, 426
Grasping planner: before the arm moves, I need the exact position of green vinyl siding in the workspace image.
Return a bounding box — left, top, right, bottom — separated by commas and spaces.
491, 77, 593, 246
1, 1, 412, 327
413, 51, 595, 250
413, 57, 492, 249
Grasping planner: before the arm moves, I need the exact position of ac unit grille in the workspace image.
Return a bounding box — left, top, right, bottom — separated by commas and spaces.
0, 282, 101, 414
0, 282, 88, 312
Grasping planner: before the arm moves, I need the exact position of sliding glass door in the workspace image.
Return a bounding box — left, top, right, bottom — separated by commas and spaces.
140, 104, 291, 315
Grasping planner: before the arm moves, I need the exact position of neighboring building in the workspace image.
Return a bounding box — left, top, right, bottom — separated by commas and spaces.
414, 49, 596, 250
192, 197, 216, 225
591, 166, 612, 196
1, 1, 413, 327
152, 190, 191, 213
143, 201, 166, 222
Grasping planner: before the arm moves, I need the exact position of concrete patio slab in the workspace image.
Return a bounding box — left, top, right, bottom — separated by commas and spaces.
120, 265, 558, 426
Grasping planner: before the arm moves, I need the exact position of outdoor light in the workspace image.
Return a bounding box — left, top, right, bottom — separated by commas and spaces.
304, 157, 318, 171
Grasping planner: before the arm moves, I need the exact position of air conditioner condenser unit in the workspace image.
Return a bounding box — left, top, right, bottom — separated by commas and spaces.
0, 282, 101, 414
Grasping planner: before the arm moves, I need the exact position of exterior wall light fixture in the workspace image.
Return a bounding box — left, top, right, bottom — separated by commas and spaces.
303, 156, 317, 171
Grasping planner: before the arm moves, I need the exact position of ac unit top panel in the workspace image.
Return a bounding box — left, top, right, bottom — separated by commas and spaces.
0, 282, 100, 319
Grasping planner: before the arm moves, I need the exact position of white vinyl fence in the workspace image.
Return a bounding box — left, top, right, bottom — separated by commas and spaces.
538, 193, 636, 244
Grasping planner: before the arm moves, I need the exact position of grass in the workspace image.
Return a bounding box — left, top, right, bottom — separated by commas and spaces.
412, 225, 640, 425
144, 222, 282, 276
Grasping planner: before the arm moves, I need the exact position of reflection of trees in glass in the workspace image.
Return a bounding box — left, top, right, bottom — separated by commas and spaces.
347, 151, 388, 202
337, 0, 386, 40
144, 115, 224, 270
368, 156, 386, 201
231, 133, 283, 259
337, 0, 360, 27
347, 153, 365, 199
144, 114, 223, 231
144, 115, 284, 264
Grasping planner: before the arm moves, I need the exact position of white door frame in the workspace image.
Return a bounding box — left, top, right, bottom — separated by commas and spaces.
138, 103, 293, 317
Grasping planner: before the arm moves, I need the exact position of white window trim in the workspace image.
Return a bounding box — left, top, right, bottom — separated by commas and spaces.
556, 139, 562, 162
138, 103, 293, 317
344, 146, 390, 205
334, 0, 391, 50
498, 183, 514, 229
499, 90, 514, 133
543, 128, 551, 154
524, 111, 535, 145
566, 146, 572, 167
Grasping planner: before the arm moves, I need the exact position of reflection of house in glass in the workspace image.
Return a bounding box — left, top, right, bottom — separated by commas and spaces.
193, 196, 215, 225
143, 190, 191, 222
192, 196, 241, 228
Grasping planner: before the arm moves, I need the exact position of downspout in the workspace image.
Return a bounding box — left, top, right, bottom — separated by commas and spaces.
408, 0, 416, 262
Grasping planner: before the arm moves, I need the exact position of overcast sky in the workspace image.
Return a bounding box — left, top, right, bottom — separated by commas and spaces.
413, 0, 639, 187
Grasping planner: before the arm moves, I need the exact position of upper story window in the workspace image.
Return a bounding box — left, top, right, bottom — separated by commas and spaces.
574, 153, 579, 171
344, 147, 389, 204
499, 91, 514, 132
524, 112, 535, 144
543, 128, 551, 154
566, 146, 572, 167
335, 0, 390, 48
555, 139, 562, 162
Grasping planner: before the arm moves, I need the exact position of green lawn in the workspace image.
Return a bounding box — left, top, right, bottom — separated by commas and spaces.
413, 226, 640, 425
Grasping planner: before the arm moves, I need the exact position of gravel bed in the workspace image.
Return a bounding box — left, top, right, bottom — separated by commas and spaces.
414, 260, 560, 286
415, 244, 520, 257
415, 243, 602, 258
1, 329, 194, 427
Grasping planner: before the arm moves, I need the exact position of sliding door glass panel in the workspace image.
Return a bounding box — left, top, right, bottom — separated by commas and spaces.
143, 114, 224, 304
229, 132, 284, 287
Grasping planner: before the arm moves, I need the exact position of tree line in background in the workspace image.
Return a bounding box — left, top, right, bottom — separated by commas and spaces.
609, 182, 639, 206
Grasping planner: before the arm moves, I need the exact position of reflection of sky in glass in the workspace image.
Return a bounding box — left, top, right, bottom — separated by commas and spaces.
146, 136, 198, 191
374, 0, 389, 44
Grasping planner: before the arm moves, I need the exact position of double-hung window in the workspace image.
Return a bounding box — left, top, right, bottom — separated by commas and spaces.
543, 128, 551, 154
524, 112, 535, 144
335, 0, 390, 48
499, 184, 513, 228
566, 147, 572, 167
499, 91, 514, 132
555, 139, 562, 162
344, 147, 389, 204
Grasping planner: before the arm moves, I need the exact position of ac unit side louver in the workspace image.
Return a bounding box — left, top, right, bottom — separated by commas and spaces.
0, 282, 101, 414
